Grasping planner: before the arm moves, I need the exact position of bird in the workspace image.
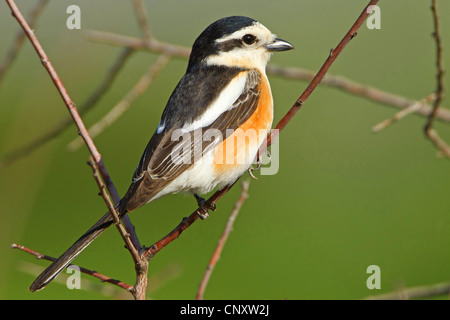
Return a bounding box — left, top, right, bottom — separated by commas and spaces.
30, 15, 294, 292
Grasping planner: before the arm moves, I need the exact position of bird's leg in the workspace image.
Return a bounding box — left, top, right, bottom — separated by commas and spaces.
194, 193, 216, 220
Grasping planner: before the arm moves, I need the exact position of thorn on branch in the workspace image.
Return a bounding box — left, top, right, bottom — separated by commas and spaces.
329, 48, 335, 57
295, 99, 303, 108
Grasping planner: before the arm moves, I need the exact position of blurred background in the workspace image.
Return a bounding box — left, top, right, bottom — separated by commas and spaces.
0, 0, 449, 300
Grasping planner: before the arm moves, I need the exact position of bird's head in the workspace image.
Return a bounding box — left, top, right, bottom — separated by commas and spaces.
187, 16, 294, 72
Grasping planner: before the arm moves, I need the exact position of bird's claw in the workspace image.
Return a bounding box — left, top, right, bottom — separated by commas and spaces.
248, 149, 271, 179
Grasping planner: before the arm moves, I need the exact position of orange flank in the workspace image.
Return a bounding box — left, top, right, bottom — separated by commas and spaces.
213, 70, 273, 172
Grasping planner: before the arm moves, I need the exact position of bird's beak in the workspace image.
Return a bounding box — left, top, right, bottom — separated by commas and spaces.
265, 38, 294, 52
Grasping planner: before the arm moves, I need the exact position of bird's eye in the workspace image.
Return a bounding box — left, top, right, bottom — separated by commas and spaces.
242, 34, 256, 45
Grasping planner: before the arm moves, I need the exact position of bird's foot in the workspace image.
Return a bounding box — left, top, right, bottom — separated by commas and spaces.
194, 194, 216, 220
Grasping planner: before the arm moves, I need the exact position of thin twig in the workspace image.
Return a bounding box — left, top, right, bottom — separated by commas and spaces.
364, 281, 450, 300
424, 0, 450, 157
425, 0, 445, 131
372, 94, 436, 133
132, 0, 153, 41
196, 180, 250, 300
87, 157, 140, 263
0, 0, 48, 86
426, 129, 450, 157
0, 47, 134, 170
86, 30, 191, 57
11, 244, 132, 291
17, 261, 129, 298
68, 54, 170, 151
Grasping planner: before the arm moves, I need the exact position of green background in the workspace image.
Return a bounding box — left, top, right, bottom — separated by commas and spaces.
0, 0, 449, 300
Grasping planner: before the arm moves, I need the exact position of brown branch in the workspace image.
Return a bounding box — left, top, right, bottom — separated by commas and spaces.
0, 0, 48, 86
11, 244, 132, 291
196, 180, 250, 300
424, 0, 450, 157
425, 0, 445, 131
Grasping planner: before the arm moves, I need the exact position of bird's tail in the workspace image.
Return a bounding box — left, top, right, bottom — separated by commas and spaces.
29, 211, 115, 292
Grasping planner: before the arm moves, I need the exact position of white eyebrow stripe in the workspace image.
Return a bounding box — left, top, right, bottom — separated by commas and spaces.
182, 72, 248, 132
215, 23, 274, 44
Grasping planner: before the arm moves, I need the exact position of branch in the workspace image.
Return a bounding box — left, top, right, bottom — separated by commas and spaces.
0, 0, 48, 86
131, 0, 153, 41
87, 157, 141, 265
425, 0, 445, 131
372, 94, 436, 132
196, 180, 250, 300
364, 281, 450, 300
11, 244, 132, 291
86, 30, 191, 57
424, 0, 450, 157
67, 54, 170, 151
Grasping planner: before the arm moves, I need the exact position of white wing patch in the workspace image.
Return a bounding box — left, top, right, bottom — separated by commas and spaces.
182, 72, 248, 132
156, 120, 166, 134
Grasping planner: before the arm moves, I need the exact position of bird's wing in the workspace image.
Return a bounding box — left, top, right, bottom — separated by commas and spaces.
119, 68, 261, 213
